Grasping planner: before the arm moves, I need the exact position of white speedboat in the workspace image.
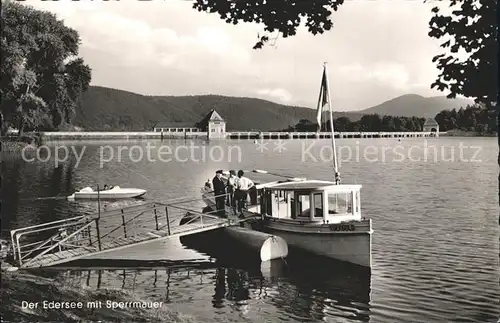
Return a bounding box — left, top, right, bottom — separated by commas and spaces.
200, 64, 373, 268
67, 186, 146, 200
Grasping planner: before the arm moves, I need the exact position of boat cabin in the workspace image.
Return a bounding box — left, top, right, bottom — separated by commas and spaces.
256, 180, 362, 224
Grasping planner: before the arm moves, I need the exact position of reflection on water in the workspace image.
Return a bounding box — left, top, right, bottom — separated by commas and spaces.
42, 252, 372, 322
3, 138, 499, 322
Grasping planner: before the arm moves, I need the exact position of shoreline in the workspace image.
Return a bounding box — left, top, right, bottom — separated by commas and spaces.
30, 131, 446, 142
2, 131, 493, 149
440, 129, 497, 137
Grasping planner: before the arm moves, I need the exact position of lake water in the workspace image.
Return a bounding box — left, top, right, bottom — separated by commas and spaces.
2, 137, 499, 323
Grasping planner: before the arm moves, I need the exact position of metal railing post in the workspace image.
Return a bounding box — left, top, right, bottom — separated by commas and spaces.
154, 205, 158, 231
121, 209, 127, 238
95, 218, 102, 251
165, 207, 171, 235
97, 184, 101, 219
11, 232, 16, 261
87, 226, 92, 245
16, 235, 21, 266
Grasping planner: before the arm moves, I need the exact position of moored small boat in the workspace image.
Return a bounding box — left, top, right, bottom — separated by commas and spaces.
67, 186, 146, 200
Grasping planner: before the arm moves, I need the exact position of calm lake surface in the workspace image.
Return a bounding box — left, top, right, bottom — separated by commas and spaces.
2, 137, 499, 323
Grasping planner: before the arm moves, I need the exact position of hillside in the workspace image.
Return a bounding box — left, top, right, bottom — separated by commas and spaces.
73, 87, 473, 131
359, 94, 473, 118
73, 86, 363, 131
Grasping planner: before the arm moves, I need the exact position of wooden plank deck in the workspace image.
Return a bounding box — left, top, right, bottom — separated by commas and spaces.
21, 215, 250, 268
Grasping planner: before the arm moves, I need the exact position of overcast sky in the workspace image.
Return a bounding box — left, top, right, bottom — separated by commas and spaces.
27, 0, 448, 111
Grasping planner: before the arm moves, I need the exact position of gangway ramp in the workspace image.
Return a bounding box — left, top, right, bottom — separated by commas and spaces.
10, 198, 250, 269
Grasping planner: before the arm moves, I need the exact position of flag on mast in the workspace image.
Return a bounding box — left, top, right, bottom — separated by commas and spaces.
316, 66, 329, 131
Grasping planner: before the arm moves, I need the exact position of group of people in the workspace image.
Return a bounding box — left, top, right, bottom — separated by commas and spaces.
208, 170, 254, 218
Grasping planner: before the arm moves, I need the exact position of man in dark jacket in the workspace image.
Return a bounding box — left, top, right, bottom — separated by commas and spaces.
212, 170, 226, 217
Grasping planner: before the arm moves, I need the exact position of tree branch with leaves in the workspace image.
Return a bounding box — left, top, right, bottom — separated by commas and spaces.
0, 2, 92, 135
427, 0, 497, 106
192, 0, 344, 48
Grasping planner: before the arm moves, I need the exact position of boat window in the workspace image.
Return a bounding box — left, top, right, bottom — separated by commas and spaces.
261, 189, 272, 215
249, 187, 258, 205
313, 193, 323, 217
277, 190, 288, 203
297, 194, 310, 217
328, 192, 353, 214
355, 191, 360, 213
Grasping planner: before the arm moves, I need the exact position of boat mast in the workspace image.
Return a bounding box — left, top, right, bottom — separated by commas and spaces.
323, 62, 341, 184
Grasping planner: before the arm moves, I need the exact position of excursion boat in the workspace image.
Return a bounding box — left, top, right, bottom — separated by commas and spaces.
253, 179, 371, 268
67, 186, 147, 200
201, 173, 372, 268
200, 63, 373, 268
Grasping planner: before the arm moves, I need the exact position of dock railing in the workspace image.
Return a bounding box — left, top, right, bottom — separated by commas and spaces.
11, 191, 240, 268
10, 215, 88, 265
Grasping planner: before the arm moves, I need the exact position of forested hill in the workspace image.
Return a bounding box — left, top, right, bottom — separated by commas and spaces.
359, 94, 473, 117
73, 86, 362, 131
73, 86, 472, 131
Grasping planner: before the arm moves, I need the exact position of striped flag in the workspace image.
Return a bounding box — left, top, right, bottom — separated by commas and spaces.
316, 67, 329, 131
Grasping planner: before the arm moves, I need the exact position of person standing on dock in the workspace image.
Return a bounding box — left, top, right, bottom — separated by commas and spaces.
235, 170, 254, 218
212, 170, 226, 217
226, 170, 238, 215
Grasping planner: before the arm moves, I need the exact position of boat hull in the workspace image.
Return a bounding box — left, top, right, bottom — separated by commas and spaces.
260, 218, 372, 268
73, 190, 146, 199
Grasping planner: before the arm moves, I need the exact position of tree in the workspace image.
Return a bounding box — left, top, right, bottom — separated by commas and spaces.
11, 67, 48, 135
435, 104, 496, 133
295, 118, 316, 131
435, 110, 455, 131
333, 116, 351, 132
381, 116, 396, 131
412, 117, 426, 131
0, 2, 91, 135
359, 114, 383, 131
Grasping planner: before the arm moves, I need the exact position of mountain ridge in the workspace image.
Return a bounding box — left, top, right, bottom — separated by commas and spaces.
72, 86, 472, 131
358, 93, 473, 117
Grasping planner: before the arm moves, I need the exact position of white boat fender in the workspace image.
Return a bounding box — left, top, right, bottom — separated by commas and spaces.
224, 227, 288, 262
261, 235, 288, 262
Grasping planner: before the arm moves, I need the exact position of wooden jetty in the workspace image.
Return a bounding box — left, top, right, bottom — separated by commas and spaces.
10, 198, 254, 269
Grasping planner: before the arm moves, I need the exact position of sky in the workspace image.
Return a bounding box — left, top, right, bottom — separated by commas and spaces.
26, 0, 450, 111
